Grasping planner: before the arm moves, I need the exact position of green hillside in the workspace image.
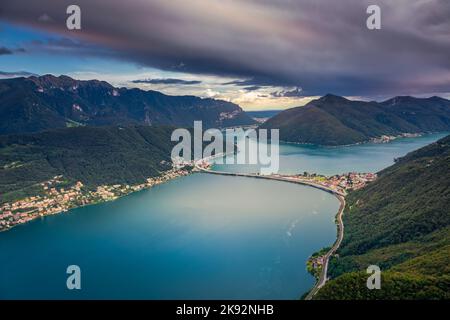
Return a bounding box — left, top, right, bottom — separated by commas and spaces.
0, 125, 177, 204
0, 75, 256, 135
315, 135, 450, 299
315, 271, 450, 300
262, 94, 450, 146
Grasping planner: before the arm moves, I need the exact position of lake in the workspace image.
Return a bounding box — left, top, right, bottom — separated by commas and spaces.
212, 133, 449, 175
0, 174, 338, 299
0, 133, 447, 299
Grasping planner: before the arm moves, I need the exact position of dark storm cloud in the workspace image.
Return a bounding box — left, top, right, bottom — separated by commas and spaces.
0, 47, 13, 55
132, 78, 202, 85
244, 86, 263, 91
0, 46, 25, 55
272, 88, 303, 98
222, 78, 277, 88
222, 80, 252, 86
1, 0, 450, 96
221, 80, 267, 91
0, 70, 37, 77
25, 37, 115, 58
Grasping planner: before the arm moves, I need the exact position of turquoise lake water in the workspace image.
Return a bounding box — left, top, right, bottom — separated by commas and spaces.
0, 133, 447, 299
212, 133, 449, 175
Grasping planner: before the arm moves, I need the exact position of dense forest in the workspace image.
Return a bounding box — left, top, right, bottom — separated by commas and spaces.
315, 135, 450, 299
262, 94, 450, 146
0, 75, 256, 135
0, 125, 179, 204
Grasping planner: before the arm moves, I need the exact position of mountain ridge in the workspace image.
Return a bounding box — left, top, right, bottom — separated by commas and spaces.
261, 94, 450, 146
0, 74, 256, 135
0, 125, 179, 204
314, 134, 450, 299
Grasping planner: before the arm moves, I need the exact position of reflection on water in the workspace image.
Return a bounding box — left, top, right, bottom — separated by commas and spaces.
1, 132, 446, 299
0, 174, 338, 299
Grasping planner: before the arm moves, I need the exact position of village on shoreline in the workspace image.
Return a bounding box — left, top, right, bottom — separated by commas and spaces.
288, 171, 377, 196
0, 167, 192, 232
0, 158, 377, 233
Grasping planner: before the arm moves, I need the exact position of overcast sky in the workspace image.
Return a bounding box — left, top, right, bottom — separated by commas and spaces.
1, 0, 449, 110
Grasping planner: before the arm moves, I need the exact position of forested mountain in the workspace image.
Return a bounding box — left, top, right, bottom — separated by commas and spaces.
0, 75, 255, 135
0, 126, 178, 204
315, 135, 450, 299
262, 94, 450, 146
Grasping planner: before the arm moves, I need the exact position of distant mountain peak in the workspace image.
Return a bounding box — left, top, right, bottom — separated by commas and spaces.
387, 96, 415, 104
318, 94, 348, 103
382, 95, 450, 107
430, 95, 449, 102
0, 74, 256, 135
262, 94, 450, 146
28, 74, 114, 91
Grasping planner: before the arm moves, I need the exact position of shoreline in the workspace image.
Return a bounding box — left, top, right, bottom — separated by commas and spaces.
2, 158, 351, 299
0, 168, 192, 233
280, 132, 430, 148
304, 194, 345, 300
195, 164, 347, 299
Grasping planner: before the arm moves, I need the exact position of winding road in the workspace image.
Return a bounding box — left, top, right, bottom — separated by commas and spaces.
195, 164, 346, 300
305, 195, 345, 300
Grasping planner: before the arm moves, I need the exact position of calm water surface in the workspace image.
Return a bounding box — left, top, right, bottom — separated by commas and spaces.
0, 174, 338, 299
0, 133, 446, 299
212, 133, 448, 175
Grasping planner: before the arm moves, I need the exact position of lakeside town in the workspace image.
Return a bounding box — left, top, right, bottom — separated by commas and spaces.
195, 158, 377, 196
288, 171, 377, 195
0, 155, 377, 233
370, 132, 422, 144
0, 167, 192, 232
301, 171, 377, 280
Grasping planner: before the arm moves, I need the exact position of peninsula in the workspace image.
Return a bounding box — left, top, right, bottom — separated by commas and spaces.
261, 95, 450, 146
195, 160, 377, 299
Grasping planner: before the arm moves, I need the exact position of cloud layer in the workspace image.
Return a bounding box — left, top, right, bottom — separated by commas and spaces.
1, 0, 450, 97
132, 78, 202, 85
0, 70, 37, 79
0, 46, 25, 55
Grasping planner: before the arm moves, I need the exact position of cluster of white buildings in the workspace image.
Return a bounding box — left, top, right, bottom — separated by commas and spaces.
0, 169, 191, 232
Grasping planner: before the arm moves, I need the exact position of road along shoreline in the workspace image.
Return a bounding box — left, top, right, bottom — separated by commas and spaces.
305, 195, 345, 300
196, 165, 346, 300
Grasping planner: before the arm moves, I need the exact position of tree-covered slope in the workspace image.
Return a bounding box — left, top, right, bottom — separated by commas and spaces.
262, 94, 450, 146
263, 103, 368, 146
382, 96, 450, 132
315, 271, 450, 300
0, 75, 256, 135
315, 135, 450, 299
0, 125, 178, 204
